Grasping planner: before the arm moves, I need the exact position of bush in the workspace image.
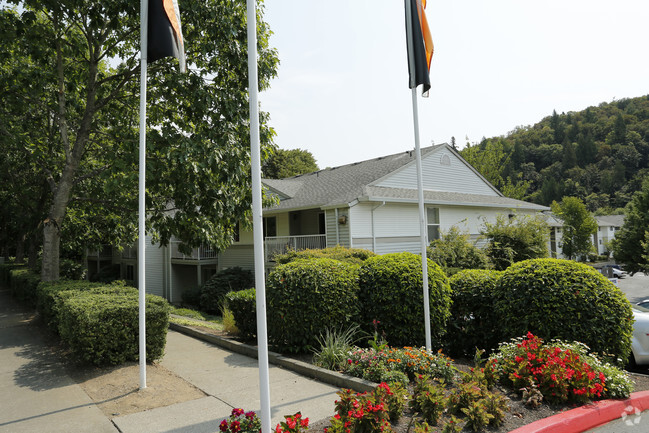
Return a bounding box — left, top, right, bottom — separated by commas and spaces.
493, 259, 633, 361
9, 268, 41, 306
445, 269, 503, 356
60, 258, 87, 280
357, 252, 451, 348
200, 267, 253, 314
0, 263, 26, 289
274, 246, 375, 265
181, 286, 202, 307
427, 227, 491, 272
266, 258, 360, 352
36, 280, 136, 330
58, 291, 169, 365
481, 214, 549, 270
225, 288, 257, 340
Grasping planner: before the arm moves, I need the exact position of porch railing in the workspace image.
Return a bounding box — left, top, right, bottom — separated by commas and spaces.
264, 234, 326, 262
170, 241, 217, 261
88, 244, 112, 259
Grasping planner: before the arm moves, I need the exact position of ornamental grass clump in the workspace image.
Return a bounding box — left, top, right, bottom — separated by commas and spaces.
486, 332, 633, 404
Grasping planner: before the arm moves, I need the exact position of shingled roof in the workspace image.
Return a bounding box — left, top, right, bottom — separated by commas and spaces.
262, 144, 547, 212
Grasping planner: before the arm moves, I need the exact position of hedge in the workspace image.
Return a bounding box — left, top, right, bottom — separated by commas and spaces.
58, 291, 170, 366
0, 263, 26, 289
225, 288, 257, 341
357, 252, 452, 348
266, 258, 360, 352
36, 280, 135, 329
274, 246, 376, 265
9, 268, 41, 306
445, 269, 503, 356
493, 258, 633, 361
200, 267, 253, 314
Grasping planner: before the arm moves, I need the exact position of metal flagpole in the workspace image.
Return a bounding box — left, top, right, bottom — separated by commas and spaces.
246, 1, 272, 432
138, 0, 149, 390
411, 88, 432, 353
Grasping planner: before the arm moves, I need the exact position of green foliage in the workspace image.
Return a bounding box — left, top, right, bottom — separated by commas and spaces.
274, 246, 375, 265
262, 148, 319, 179
411, 376, 446, 424
224, 288, 257, 341
266, 258, 360, 352
312, 324, 362, 371
357, 252, 451, 347
481, 214, 549, 270
445, 270, 503, 356
58, 291, 169, 365
200, 267, 253, 314
0, 263, 26, 289
9, 268, 41, 306
461, 96, 649, 211
427, 227, 490, 274
328, 385, 394, 433
551, 196, 598, 259
180, 286, 202, 308
493, 259, 633, 361
612, 177, 649, 274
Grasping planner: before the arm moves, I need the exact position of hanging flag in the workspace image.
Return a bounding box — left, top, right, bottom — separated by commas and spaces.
148, 0, 186, 72
405, 0, 433, 95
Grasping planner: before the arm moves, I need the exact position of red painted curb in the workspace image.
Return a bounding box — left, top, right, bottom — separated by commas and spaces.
510, 391, 649, 433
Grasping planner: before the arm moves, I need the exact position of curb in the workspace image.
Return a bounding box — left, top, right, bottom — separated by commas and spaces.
510, 390, 649, 433
168, 322, 376, 393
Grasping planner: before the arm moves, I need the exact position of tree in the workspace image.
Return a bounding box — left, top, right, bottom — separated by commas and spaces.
550, 197, 598, 260
427, 226, 490, 273
612, 177, 649, 274
480, 214, 549, 270
1, 1, 279, 281
262, 148, 318, 179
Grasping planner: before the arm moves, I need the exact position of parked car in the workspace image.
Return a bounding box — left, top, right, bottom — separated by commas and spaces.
631, 304, 649, 366
601, 264, 626, 279
638, 300, 649, 309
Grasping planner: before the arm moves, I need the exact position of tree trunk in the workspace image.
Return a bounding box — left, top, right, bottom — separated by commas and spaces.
41, 222, 60, 281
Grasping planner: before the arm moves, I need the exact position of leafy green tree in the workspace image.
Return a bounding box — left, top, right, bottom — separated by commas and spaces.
426, 226, 490, 274
480, 214, 549, 270
550, 197, 598, 260
262, 148, 318, 179
1, 1, 279, 281
612, 177, 649, 274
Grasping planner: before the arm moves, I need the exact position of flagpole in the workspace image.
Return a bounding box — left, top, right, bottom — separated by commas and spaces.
246, 1, 271, 432
410, 89, 432, 352
138, 0, 149, 390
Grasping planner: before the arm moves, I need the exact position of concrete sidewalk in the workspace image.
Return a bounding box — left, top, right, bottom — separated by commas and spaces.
0, 289, 117, 433
0, 288, 345, 433
113, 329, 342, 433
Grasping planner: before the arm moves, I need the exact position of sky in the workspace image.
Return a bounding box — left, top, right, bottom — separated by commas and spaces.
259, 0, 649, 169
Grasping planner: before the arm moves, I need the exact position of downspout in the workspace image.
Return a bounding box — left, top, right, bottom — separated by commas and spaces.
371, 201, 386, 253
335, 209, 340, 245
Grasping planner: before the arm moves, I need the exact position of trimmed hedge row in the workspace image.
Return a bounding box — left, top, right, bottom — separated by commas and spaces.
0, 263, 27, 289
6, 270, 170, 366
59, 291, 169, 365
200, 267, 253, 314
267, 258, 360, 353
225, 288, 257, 340
274, 246, 376, 265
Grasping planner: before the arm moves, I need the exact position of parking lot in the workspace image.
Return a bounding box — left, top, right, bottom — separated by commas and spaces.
616, 272, 649, 304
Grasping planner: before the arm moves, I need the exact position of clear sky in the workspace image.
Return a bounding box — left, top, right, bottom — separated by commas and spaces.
260, 0, 649, 169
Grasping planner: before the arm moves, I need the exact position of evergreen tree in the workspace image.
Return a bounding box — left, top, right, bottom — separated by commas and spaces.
612, 177, 649, 274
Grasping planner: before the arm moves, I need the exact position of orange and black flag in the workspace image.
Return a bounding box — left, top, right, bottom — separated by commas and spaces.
148, 0, 186, 72
404, 0, 433, 96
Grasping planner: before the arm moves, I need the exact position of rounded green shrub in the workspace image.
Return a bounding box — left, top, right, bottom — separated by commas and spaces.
200, 267, 253, 314
266, 258, 360, 353
493, 258, 633, 361
274, 246, 375, 265
357, 252, 451, 348
446, 269, 503, 356
225, 288, 257, 341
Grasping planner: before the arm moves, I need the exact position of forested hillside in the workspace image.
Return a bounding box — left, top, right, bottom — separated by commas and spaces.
460, 95, 649, 214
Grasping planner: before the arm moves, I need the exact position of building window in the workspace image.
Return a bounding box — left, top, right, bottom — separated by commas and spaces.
263, 216, 277, 238
427, 207, 440, 241
126, 265, 134, 281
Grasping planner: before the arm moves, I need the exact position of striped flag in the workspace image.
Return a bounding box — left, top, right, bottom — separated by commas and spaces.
405, 0, 433, 95
148, 0, 186, 72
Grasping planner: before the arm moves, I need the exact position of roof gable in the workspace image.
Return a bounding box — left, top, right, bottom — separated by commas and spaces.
372, 145, 500, 196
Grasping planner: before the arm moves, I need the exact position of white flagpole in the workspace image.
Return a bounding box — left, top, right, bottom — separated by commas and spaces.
138, 0, 149, 390
411, 89, 432, 352
246, 1, 271, 432
405, 0, 432, 352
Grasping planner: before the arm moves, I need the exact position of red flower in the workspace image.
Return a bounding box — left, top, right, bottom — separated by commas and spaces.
219, 420, 229, 432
